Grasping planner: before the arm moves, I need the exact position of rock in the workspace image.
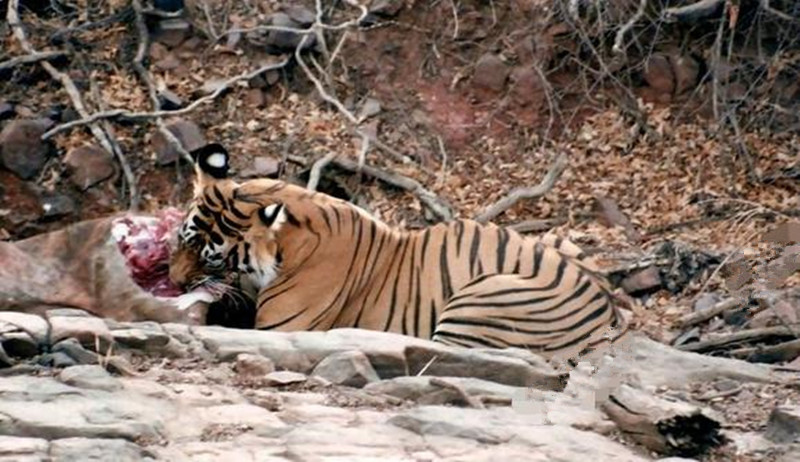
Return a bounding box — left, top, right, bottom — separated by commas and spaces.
14, 105, 35, 118
154, 52, 180, 71
365, 376, 521, 405
472, 53, 508, 93
766, 405, 800, 443
110, 323, 171, 351
405, 344, 567, 390
509, 66, 546, 107
255, 13, 316, 53
0, 435, 48, 460
358, 98, 382, 120
311, 350, 380, 388
235, 353, 275, 377
151, 119, 206, 165
197, 404, 288, 437
59, 365, 122, 392
39, 351, 78, 368
39, 193, 76, 219
50, 437, 151, 462
199, 79, 227, 96
52, 338, 100, 365
644, 54, 675, 95
282, 5, 315, 26
0, 118, 55, 180
0, 101, 15, 120
64, 144, 116, 190
693, 293, 720, 312
48, 314, 112, 349
595, 196, 639, 241
157, 89, 183, 110
669, 53, 700, 95
240, 156, 281, 178
154, 18, 191, 47
389, 406, 647, 460
244, 88, 265, 108
370, 0, 404, 17
0, 327, 38, 359
620, 266, 662, 295
0, 312, 48, 345
264, 371, 307, 387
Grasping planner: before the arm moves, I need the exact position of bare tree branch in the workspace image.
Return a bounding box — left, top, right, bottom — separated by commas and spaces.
42, 58, 291, 140
306, 151, 338, 191
663, 0, 725, 23
474, 154, 568, 224
0, 50, 68, 71
7, 0, 139, 209
760, 0, 800, 22
613, 0, 648, 55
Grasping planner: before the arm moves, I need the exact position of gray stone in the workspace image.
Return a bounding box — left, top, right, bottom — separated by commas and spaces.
64, 144, 116, 190
358, 98, 382, 120
151, 119, 206, 165
282, 5, 315, 26
766, 405, 800, 443
110, 322, 170, 351
235, 353, 275, 377
311, 350, 380, 388
694, 293, 721, 312
49, 437, 150, 462
49, 315, 112, 349
52, 338, 99, 366
252, 13, 316, 53
155, 18, 191, 47
0, 119, 55, 180
39, 193, 75, 219
620, 266, 662, 294
58, 365, 122, 392
405, 344, 567, 390
370, 0, 404, 16
365, 376, 520, 405
0, 435, 48, 461
0, 312, 48, 343
240, 156, 281, 179
264, 371, 307, 387
472, 53, 508, 93
197, 404, 289, 437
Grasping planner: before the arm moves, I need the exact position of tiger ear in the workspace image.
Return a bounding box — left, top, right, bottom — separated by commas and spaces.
190, 143, 230, 180
258, 203, 287, 229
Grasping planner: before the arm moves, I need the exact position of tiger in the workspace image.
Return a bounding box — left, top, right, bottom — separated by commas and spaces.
168, 142, 630, 362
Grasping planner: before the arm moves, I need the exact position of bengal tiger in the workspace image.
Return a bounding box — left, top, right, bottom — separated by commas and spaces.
168, 143, 629, 362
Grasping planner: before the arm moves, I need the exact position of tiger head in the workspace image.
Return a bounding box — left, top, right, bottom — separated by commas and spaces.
168, 143, 299, 297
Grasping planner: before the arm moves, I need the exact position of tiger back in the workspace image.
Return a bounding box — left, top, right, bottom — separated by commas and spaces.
169, 143, 629, 362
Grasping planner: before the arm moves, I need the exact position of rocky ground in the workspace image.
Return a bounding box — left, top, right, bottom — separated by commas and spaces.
0, 307, 798, 461
3, 0, 800, 460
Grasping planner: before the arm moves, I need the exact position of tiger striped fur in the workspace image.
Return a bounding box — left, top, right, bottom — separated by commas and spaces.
169, 143, 629, 362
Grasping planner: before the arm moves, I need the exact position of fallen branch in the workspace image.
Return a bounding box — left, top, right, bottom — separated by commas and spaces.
760, 0, 800, 22
677, 325, 800, 352
42, 57, 291, 140
306, 151, 338, 191
663, 0, 725, 23
474, 153, 567, 224
508, 218, 567, 234
288, 154, 454, 221
612, 0, 648, 55
0, 50, 68, 71
429, 377, 485, 409
729, 338, 800, 363
130, 0, 192, 164
7, 0, 139, 209
676, 298, 742, 328
601, 384, 723, 455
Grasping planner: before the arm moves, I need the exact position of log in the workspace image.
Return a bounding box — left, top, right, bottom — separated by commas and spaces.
602, 384, 723, 456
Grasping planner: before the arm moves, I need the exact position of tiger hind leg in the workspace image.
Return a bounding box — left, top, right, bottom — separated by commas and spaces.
431, 272, 620, 362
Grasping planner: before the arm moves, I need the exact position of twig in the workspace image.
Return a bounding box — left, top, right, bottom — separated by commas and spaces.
728, 338, 800, 363
415, 355, 438, 376
694, 384, 743, 400
307, 151, 338, 191
760, 0, 799, 22
474, 153, 567, 224
42, 58, 291, 139
429, 377, 485, 409
676, 297, 741, 328
7, 0, 139, 209
130, 0, 193, 164
663, 0, 725, 23
676, 324, 800, 352
288, 154, 454, 221
449, 0, 459, 39
613, 0, 648, 55
0, 50, 68, 71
